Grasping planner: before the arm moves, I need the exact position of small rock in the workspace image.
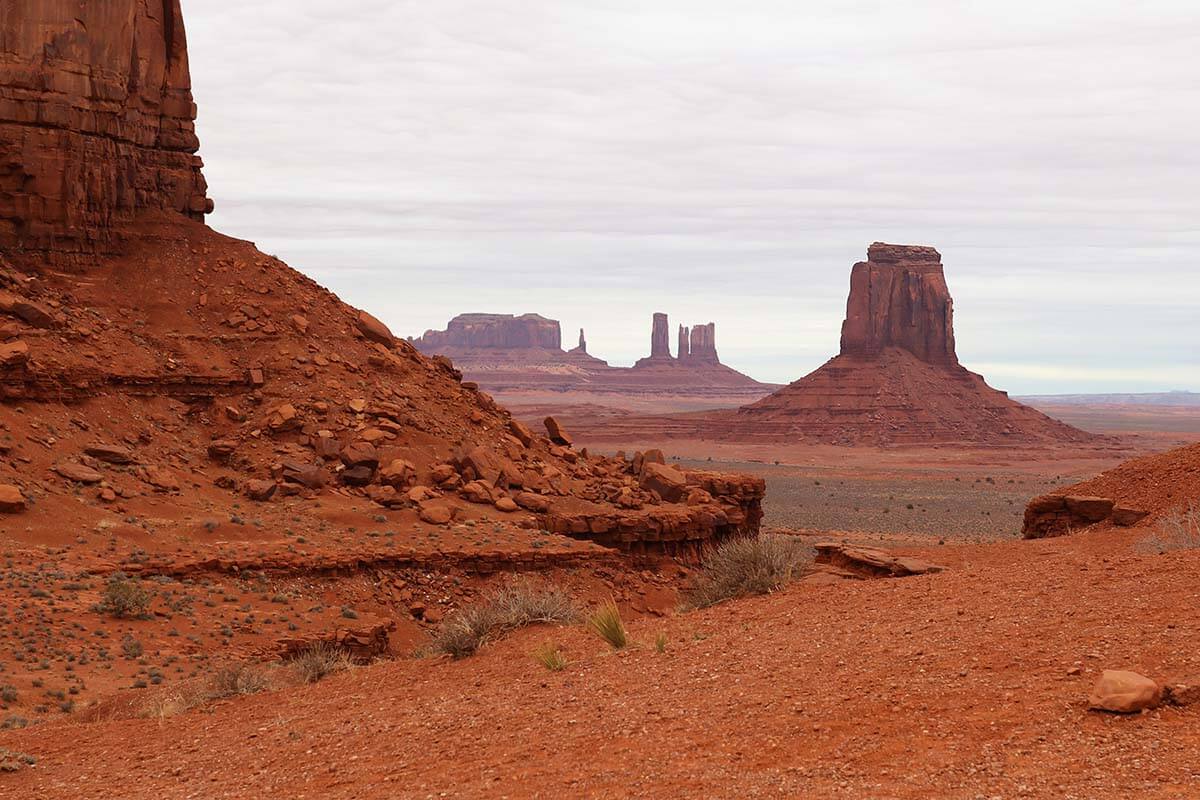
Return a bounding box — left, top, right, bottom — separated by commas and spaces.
84, 443, 136, 464
244, 480, 277, 502
418, 501, 453, 525
54, 462, 104, 484
495, 496, 518, 513
0, 340, 30, 367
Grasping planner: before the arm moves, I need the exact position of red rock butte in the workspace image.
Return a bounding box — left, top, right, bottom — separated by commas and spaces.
411, 312, 772, 398
736, 243, 1097, 445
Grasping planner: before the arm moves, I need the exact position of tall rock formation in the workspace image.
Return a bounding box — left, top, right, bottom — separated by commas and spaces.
412, 314, 562, 352
840, 243, 955, 364
0, 0, 212, 262
678, 325, 690, 361
571, 328, 588, 355
649, 312, 671, 360
735, 243, 1099, 446
688, 323, 718, 364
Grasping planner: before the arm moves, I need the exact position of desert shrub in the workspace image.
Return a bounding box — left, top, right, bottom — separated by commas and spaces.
96, 572, 152, 619
587, 602, 627, 650
206, 662, 268, 699
430, 580, 577, 659
1138, 503, 1200, 553
685, 533, 814, 609
654, 632, 668, 653
533, 642, 567, 671
0, 748, 35, 773
289, 642, 353, 684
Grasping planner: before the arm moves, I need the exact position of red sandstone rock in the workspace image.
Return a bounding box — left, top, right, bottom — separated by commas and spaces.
244, 479, 277, 502
0, 292, 56, 328
84, 443, 136, 465
640, 462, 687, 502
0, 484, 25, 513
0, 0, 211, 260
1089, 670, 1162, 713
54, 462, 104, 484
544, 417, 573, 447
814, 542, 946, 579
840, 243, 955, 364
355, 310, 394, 345
0, 340, 29, 367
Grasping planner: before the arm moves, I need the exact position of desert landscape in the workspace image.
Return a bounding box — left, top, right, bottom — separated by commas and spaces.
1, 1, 1198, 798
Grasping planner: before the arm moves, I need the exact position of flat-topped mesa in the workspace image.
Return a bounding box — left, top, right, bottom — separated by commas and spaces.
0, 0, 212, 263
412, 313, 561, 352
839, 242, 957, 365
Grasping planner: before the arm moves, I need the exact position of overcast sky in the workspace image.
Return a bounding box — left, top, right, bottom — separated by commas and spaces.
186, 1, 1199, 393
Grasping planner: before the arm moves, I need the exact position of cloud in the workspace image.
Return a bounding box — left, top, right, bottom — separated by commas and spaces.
185, 0, 1200, 392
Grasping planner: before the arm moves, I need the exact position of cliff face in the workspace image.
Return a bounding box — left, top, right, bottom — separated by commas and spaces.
0, 0, 212, 262
839, 243, 956, 365
413, 314, 562, 351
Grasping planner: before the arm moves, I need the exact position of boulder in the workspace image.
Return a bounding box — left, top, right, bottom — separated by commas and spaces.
379, 459, 417, 488
85, 443, 136, 465
0, 484, 25, 513
340, 465, 375, 487
1065, 495, 1116, 523
1112, 506, 1149, 527
244, 480, 277, 502
207, 440, 239, 462
509, 419, 535, 447
355, 310, 395, 345
54, 463, 103, 484
340, 441, 380, 470
494, 497, 519, 513
1089, 670, 1162, 714
814, 542, 945, 579
640, 462, 687, 502
418, 501, 453, 525
280, 461, 329, 490
515, 492, 552, 512
544, 416, 573, 447
0, 292, 56, 328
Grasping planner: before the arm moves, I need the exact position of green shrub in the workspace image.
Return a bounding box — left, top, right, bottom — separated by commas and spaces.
97, 572, 152, 619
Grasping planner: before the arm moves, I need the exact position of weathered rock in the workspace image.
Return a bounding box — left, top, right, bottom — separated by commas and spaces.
640, 462, 687, 502
379, 459, 417, 488
355, 310, 395, 345
244, 480, 277, 502
339, 441, 379, 470
1065, 495, 1116, 523
430, 464, 458, 485
515, 491, 552, 512
495, 496, 519, 513
1023, 494, 1117, 538
1089, 670, 1162, 713
1164, 680, 1200, 707
280, 461, 329, 490
814, 542, 946, 579
53, 463, 103, 484
0, 484, 25, 513
1112, 505, 1149, 527
418, 501, 453, 525
267, 403, 300, 432
207, 439, 239, 462
0, 340, 30, 367
0, 0, 211, 260
544, 417, 573, 447
649, 312, 671, 359
143, 466, 180, 491
0, 292, 56, 328
84, 443, 136, 465
340, 465, 375, 487
509, 419, 535, 447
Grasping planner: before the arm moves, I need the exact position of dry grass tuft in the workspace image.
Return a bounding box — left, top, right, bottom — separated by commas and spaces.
587, 602, 627, 649
431, 579, 577, 659
289, 642, 354, 684
1138, 503, 1200, 553
206, 662, 269, 699
533, 642, 567, 671
685, 533, 814, 609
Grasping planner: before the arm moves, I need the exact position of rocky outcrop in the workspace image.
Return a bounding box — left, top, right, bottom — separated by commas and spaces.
412, 314, 562, 351
813, 542, 946, 579
1022, 494, 1149, 538
569, 328, 588, 355
0, 0, 212, 262
840, 243, 955, 365
684, 323, 718, 364
648, 312, 671, 360
634, 314, 724, 369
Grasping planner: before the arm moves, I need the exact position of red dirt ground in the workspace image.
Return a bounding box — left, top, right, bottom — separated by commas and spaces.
1, 523, 1197, 798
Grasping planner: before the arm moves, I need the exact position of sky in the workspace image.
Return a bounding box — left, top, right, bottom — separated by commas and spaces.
185, 0, 1200, 393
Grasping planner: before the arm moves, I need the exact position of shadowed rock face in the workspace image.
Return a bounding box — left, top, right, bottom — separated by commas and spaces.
840, 243, 956, 365
0, 0, 211, 261
649, 312, 671, 359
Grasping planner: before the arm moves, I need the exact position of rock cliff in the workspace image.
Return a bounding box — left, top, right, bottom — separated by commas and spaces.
840, 243, 956, 365
0, 0, 211, 262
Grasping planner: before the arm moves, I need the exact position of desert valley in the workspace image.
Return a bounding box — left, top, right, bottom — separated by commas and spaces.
1, 2, 1198, 798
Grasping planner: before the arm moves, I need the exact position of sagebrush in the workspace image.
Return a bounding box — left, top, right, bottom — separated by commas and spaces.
431, 580, 577, 659
1138, 503, 1200, 553
685, 533, 814, 608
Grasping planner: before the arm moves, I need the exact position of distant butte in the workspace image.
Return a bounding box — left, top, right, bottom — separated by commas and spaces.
410, 312, 773, 398
567, 244, 1104, 447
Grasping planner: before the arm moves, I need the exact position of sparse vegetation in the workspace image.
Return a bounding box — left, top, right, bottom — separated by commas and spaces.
289, 642, 353, 684
685, 534, 814, 609
533, 642, 567, 671
206, 662, 268, 699
1138, 503, 1200, 553
0, 748, 35, 773
431, 580, 577, 659
96, 572, 152, 619
587, 602, 627, 650
654, 632, 668, 653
